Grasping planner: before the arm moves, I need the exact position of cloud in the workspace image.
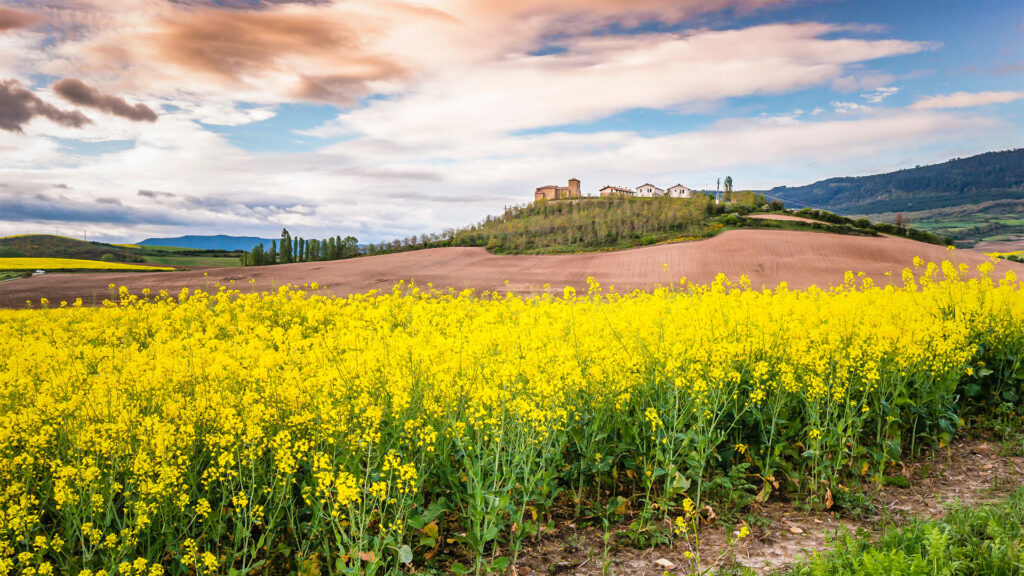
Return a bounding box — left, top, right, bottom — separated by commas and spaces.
0, 78, 92, 133
53, 78, 158, 122
831, 101, 870, 114
306, 23, 932, 143
0, 6, 43, 32
831, 71, 896, 93
910, 90, 1024, 110
34, 0, 791, 107
0, 191, 190, 226
138, 189, 176, 199
862, 86, 899, 103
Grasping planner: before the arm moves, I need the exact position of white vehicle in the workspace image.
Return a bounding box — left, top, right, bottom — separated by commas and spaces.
32, 270, 46, 276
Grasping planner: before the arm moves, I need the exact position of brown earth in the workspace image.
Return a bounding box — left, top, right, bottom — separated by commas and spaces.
1, 228, 1022, 308
746, 213, 819, 224
511, 437, 1024, 576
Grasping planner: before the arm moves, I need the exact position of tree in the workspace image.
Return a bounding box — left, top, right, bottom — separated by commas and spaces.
248, 243, 265, 266
269, 240, 278, 265
280, 229, 292, 264
341, 236, 359, 258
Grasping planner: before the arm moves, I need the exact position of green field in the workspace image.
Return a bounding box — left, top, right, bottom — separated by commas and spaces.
140, 254, 241, 268
862, 199, 1024, 248
909, 213, 1024, 246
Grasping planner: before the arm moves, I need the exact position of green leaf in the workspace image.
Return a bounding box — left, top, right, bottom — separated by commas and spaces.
491, 556, 511, 572
451, 562, 470, 575
670, 472, 691, 493
398, 544, 413, 564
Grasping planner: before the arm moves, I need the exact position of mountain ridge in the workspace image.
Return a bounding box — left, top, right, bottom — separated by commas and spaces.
138, 235, 276, 251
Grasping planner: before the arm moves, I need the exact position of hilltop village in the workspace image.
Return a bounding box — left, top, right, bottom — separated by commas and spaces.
535, 178, 705, 201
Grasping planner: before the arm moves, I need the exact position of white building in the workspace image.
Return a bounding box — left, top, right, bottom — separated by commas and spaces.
635, 183, 665, 197
666, 184, 695, 199
599, 185, 635, 197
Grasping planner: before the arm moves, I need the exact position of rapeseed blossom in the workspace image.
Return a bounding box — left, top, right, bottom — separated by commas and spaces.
0, 261, 1020, 574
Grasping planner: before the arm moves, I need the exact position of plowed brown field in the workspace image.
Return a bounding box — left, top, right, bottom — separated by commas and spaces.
2, 229, 1021, 307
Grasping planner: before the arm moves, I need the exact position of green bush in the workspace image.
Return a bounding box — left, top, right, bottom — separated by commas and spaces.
787, 490, 1024, 576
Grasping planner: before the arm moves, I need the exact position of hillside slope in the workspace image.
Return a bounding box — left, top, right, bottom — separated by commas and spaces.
0, 235, 144, 262
2, 228, 1019, 307
0, 235, 242, 269
769, 149, 1023, 214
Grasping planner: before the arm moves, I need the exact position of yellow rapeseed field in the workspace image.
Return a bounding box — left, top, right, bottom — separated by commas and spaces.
0, 259, 1021, 575
0, 258, 173, 272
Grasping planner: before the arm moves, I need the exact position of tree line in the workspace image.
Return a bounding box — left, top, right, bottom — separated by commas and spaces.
244, 229, 359, 266
366, 195, 739, 255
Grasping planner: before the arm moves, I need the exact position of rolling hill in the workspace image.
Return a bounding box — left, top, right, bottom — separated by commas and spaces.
2, 228, 1020, 308
0, 234, 243, 270
767, 149, 1024, 247
768, 149, 1023, 214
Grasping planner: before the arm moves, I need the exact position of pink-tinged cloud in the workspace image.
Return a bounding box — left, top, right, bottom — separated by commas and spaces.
53, 78, 158, 122
910, 90, 1024, 110
0, 79, 92, 133
309, 23, 933, 143
34, 0, 792, 106
0, 6, 43, 32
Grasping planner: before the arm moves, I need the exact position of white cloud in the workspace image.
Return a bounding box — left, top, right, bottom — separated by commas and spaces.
305, 23, 931, 144
0, 1, 1016, 243
862, 86, 899, 103
2, 107, 1001, 242
910, 90, 1024, 110
830, 101, 870, 114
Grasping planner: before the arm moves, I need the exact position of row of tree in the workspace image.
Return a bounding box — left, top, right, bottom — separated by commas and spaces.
367, 195, 728, 255
244, 229, 359, 266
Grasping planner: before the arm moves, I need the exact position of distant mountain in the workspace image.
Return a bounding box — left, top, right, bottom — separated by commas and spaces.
138, 235, 276, 251
768, 149, 1024, 215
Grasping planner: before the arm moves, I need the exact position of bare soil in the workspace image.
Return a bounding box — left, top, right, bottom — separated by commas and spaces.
2, 229, 1021, 308
746, 214, 820, 224
509, 438, 1023, 575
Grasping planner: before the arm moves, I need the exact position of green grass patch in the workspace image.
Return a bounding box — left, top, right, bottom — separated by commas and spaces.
786, 490, 1024, 575
141, 255, 242, 268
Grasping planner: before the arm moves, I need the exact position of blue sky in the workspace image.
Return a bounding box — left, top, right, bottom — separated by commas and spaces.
0, 0, 1021, 242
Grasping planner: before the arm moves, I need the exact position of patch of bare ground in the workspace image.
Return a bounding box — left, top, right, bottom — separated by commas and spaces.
510, 437, 1022, 575
746, 214, 820, 224
2, 229, 1023, 308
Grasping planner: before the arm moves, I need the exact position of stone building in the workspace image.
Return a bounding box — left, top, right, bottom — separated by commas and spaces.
535, 178, 582, 201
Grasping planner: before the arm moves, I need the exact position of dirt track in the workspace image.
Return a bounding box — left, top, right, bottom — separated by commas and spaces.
2, 229, 1021, 307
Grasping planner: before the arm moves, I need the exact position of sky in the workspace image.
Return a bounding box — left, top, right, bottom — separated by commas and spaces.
0, 0, 1021, 243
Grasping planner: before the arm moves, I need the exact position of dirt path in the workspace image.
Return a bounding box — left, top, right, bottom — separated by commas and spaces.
746, 213, 820, 224
512, 438, 1023, 575
1, 229, 1021, 308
